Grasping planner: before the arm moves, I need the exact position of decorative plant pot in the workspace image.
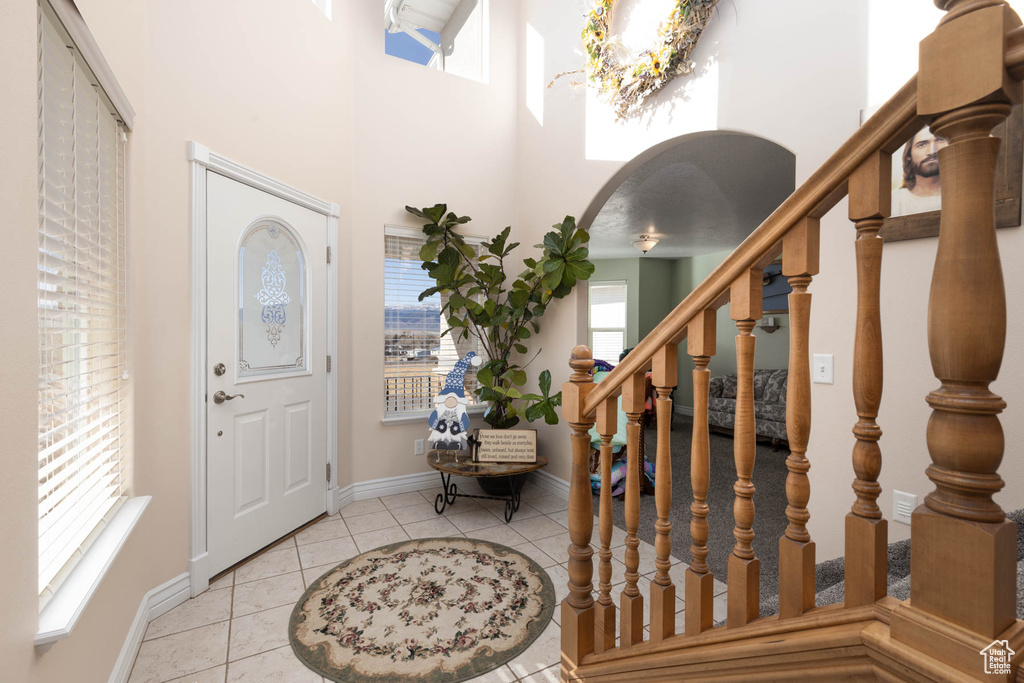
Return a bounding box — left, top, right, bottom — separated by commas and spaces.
479, 475, 514, 496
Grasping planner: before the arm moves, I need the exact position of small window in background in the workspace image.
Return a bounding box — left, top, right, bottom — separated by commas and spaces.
589, 281, 627, 364
383, 0, 487, 83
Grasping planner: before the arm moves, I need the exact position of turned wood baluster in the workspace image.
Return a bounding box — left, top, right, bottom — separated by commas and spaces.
728, 269, 762, 628
561, 346, 596, 668
845, 151, 889, 608
686, 309, 717, 636
909, 0, 1021, 637
650, 344, 678, 642
594, 396, 618, 653
620, 370, 647, 647
778, 217, 820, 619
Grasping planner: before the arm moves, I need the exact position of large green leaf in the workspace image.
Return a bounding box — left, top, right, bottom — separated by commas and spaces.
538, 369, 552, 396
423, 204, 447, 224
419, 241, 441, 262
543, 232, 563, 256
438, 247, 461, 270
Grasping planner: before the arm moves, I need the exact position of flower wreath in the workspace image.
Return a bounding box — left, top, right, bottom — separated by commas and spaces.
581, 0, 717, 119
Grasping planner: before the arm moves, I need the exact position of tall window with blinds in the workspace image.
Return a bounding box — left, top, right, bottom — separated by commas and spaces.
37, 5, 128, 599
589, 280, 627, 363
384, 227, 484, 415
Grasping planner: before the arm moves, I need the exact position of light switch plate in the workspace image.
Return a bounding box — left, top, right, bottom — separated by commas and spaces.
813, 354, 834, 384
894, 490, 918, 525
414, 439, 425, 456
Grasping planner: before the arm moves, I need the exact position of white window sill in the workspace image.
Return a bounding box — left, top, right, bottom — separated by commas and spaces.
36, 496, 151, 648
381, 404, 488, 425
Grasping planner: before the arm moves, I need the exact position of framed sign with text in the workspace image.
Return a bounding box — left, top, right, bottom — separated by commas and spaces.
474, 429, 537, 464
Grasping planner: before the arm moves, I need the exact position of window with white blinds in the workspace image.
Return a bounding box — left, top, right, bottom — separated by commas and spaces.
37, 5, 128, 596
589, 280, 627, 363
384, 227, 485, 415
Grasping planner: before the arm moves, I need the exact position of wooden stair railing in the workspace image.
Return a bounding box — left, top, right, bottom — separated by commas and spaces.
559, 1, 1023, 680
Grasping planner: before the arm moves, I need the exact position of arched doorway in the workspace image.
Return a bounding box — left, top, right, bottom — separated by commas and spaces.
579, 131, 797, 601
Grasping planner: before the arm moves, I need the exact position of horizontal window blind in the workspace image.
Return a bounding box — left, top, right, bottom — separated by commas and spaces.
38, 6, 127, 596
384, 230, 484, 415
589, 280, 627, 363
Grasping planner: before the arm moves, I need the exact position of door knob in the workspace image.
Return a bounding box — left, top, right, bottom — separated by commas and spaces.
213, 390, 245, 404
213, 363, 226, 376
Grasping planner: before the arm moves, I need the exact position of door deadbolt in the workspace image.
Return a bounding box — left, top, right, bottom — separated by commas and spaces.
213, 390, 245, 404
213, 363, 226, 376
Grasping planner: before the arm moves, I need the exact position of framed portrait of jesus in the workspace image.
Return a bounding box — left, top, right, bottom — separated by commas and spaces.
878, 104, 1022, 242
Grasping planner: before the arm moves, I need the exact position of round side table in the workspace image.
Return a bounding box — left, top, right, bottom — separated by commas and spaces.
426, 450, 549, 523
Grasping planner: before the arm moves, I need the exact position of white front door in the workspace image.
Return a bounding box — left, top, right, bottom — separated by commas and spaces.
206, 171, 328, 576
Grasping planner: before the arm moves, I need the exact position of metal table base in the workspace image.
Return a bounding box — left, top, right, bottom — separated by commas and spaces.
433, 470, 524, 523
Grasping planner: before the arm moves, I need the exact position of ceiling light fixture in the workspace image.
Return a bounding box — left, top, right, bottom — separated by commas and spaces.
632, 234, 659, 255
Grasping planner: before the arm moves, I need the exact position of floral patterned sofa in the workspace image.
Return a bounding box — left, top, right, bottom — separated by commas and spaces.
707, 368, 788, 448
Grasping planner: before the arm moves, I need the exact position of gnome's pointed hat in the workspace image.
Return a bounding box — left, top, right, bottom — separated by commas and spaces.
439, 352, 482, 399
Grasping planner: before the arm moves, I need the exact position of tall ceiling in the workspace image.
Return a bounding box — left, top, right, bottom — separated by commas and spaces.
588, 132, 796, 260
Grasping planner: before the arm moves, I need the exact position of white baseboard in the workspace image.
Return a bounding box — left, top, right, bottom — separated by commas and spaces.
530, 469, 570, 499
674, 405, 694, 416
333, 470, 440, 512
330, 467, 571, 512
108, 572, 190, 683
188, 553, 208, 598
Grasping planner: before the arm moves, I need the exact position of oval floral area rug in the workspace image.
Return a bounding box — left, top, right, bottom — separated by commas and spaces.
289, 537, 555, 682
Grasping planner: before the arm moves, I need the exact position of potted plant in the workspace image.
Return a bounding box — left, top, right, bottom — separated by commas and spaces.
406, 203, 594, 460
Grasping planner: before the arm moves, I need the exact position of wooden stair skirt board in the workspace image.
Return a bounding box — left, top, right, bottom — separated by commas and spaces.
568, 601, 1024, 682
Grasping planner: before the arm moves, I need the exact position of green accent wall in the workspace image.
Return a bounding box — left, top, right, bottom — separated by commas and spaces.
592, 253, 791, 410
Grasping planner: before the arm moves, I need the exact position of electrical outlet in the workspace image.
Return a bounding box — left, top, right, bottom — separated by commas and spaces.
414, 439, 425, 456
812, 354, 834, 384
893, 490, 918, 525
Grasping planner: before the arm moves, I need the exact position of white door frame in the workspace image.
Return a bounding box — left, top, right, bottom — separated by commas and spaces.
187, 142, 339, 597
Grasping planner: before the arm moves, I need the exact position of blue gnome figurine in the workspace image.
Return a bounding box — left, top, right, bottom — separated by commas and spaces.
427, 352, 483, 451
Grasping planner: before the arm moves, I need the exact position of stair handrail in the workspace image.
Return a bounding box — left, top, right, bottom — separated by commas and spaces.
582, 76, 920, 417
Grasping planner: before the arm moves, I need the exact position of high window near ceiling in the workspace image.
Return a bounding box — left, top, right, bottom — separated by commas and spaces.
589, 280, 628, 363
383, 0, 488, 83
383, 227, 485, 418
36, 0, 145, 643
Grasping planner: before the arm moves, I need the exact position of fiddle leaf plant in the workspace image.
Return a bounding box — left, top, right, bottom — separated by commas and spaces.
406, 203, 595, 429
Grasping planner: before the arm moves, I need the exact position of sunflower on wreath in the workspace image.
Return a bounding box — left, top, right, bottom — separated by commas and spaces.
553, 0, 718, 120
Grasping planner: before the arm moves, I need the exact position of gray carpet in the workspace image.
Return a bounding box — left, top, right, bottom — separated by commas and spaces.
602, 414, 1024, 619
603, 414, 791, 597
760, 508, 1024, 618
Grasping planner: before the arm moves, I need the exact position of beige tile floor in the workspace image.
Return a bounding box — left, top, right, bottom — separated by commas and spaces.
128, 479, 727, 683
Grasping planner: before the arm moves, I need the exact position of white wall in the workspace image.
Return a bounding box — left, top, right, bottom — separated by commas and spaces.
518, 0, 1024, 562
346, 0, 519, 486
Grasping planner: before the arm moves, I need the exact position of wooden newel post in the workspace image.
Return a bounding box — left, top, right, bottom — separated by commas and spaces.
561, 345, 596, 669
904, 0, 1022, 643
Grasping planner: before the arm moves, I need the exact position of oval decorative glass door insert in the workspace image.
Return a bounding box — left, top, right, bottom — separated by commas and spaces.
238, 220, 307, 377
